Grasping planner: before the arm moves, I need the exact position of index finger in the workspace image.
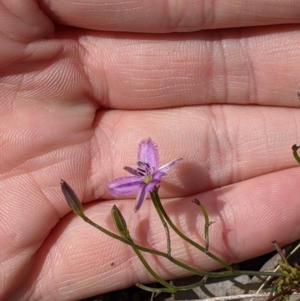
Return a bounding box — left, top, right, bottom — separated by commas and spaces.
40, 0, 300, 32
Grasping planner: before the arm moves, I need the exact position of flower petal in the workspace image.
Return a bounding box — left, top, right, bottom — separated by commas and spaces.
158, 158, 182, 174
137, 138, 159, 171
152, 170, 166, 182
107, 176, 143, 197
134, 186, 147, 212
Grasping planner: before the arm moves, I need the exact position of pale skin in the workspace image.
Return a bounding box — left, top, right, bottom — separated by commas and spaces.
1, 0, 300, 300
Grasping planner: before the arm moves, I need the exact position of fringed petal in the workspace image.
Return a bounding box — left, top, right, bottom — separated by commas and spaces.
107, 176, 143, 197
134, 186, 147, 212
137, 138, 159, 171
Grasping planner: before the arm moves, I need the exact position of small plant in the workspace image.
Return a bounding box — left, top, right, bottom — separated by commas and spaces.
60, 140, 300, 299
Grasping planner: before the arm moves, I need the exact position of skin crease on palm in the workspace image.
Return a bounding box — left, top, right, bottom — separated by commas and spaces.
1, 0, 300, 300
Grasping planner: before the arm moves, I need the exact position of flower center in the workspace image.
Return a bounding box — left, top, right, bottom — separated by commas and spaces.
137, 161, 152, 184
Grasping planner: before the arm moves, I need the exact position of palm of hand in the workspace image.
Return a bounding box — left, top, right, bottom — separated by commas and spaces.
1, 2, 300, 300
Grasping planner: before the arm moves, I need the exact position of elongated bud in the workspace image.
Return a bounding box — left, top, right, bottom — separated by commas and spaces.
191, 198, 200, 206
111, 205, 131, 240
60, 180, 84, 217
292, 144, 300, 164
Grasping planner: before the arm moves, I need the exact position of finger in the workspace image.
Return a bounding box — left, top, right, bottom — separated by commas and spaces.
81, 26, 300, 109
19, 167, 300, 300
2, 24, 300, 110
94, 105, 300, 199
41, 0, 300, 32
0, 185, 58, 298
2, 104, 297, 227
0, 102, 94, 298
0, 0, 55, 67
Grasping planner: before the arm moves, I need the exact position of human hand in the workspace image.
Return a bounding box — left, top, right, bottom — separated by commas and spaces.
1, 1, 300, 300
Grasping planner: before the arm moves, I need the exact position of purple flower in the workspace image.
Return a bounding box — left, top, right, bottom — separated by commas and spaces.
108, 138, 181, 212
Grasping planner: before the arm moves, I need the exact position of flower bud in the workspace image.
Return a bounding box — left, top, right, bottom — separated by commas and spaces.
192, 198, 200, 206
292, 144, 300, 164
60, 180, 84, 217
111, 205, 130, 240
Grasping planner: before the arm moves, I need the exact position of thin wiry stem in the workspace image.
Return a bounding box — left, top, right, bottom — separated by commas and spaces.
61, 179, 281, 290
81, 210, 280, 279
174, 293, 274, 301
150, 190, 172, 256
137, 275, 208, 294
150, 188, 233, 271
192, 199, 215, 252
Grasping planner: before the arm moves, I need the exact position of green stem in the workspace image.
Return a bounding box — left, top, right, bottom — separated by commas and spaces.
150, 189, 233, 271
61, 180, 281, 287
150, 190, 172, 256
82, 213, 206, 276
272, 240, 288, 264
81, 212, 280, 279
192, 199, 214, 252
130, 239, 177, 292
137, 275, 208, 293
82, 214, 162, 254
